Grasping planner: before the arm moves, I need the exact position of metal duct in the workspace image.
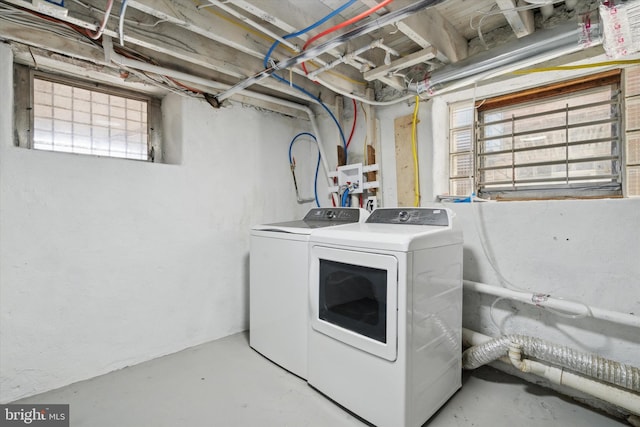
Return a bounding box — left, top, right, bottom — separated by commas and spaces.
462, 334, 640, 392
213, 0, 447, 103
404, 22, 600, 96
430, 22, 582, 86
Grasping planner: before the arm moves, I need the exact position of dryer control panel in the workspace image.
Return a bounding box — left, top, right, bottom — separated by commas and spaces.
366, 208, 449, 226
304, 208, 362, 222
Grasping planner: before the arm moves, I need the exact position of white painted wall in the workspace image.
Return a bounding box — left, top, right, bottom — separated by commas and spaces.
373, 62, 640, 375
0, 43, 317, 402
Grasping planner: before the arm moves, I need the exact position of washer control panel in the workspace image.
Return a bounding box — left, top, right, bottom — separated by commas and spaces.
366, 208, 449, 226
304, 208, 362, 222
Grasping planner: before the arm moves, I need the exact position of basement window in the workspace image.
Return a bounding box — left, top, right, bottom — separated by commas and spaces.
448, 69, 633, 200
14, 65, 161, 161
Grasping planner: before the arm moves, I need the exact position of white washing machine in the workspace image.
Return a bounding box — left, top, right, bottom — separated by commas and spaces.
250, 208, 368, 379
307, 208, 463, 427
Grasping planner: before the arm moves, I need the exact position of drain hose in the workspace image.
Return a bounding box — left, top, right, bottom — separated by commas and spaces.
462, 334, 640, 392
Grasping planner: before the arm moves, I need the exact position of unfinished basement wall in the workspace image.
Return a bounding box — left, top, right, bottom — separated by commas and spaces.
0, 43, 313, 402
376, 63, 639, 373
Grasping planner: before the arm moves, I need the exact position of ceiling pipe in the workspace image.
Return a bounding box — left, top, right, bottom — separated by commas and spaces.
213, 0, 447, 104
430, 22, 584, 87
316, 22, 596, 106
223, 0, 374, 78
201, 0, 299, 53
403, 22, 602, 97
464, 280, 640, 329
102, 36, 339, 205
308, 39, 385, 80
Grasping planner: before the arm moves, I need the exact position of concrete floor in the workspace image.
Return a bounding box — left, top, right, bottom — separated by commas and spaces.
16, 332, 627, 427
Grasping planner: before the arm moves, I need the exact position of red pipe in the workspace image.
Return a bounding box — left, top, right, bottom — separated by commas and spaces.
301, 0, 394, 75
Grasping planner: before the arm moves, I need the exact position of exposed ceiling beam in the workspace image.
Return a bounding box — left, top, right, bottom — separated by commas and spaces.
0, 2, 333, 103
359, 0, 467, 63
221, 0, 383, 81
377, 75, 405, 91
126, 0, 365, 97
363, 47, 437, 81
495, 0, 534, 38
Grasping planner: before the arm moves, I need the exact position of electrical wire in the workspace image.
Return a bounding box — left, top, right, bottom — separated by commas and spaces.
346, 98, 357, 148
301, 0, 395, 75
512, 59, 640, 74
84, 0, 114, 40
71, 0, 167, 28
0, 5, 100, 50
289, 132, 322, 207
489, 297, 508, 334
271, 72, 348, 164
261, 4, 352, 164
411, 96, 420, 207
192, 0, 365, 87
470, 1, 565, 49
118, 0, 128, 46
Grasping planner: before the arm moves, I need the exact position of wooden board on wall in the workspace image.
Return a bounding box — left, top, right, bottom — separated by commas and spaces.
394, 114, 416, 207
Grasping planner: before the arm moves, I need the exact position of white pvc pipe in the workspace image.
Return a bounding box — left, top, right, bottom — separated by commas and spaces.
464, 329, 640, 416
463, 280, 640, 329
203, 0, 299, 53
103, 36, 339, 206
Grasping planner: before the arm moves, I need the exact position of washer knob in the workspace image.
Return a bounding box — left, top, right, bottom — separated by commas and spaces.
398, 211, 409, 222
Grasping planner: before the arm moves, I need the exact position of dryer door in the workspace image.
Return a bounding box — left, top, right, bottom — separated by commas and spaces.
310, 246, 398, 361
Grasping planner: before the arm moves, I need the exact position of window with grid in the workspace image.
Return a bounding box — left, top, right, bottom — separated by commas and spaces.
449, 102, 474, 196
33, 77, 149, 160
625, 66, 640, 196
448, 70, 629, 200
13, 66, 161, 162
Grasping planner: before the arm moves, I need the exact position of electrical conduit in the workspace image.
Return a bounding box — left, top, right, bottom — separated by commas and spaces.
102, 36, 340, 206
411, 96, 420, 207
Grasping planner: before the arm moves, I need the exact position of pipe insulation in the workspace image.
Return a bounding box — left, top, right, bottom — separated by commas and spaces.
508, 344, 640, 415
430, 22, 583, 87
214, 0, 447, 103
405, 22, 603, 97
462, 334, 640, 392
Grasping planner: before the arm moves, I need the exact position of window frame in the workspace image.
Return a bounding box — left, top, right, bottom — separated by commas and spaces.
13, 64, 162, 162
448, 69, 630, 200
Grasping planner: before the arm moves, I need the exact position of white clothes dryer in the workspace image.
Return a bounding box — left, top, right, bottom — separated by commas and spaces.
250, 208, 368, 379
307, 208, 463, 427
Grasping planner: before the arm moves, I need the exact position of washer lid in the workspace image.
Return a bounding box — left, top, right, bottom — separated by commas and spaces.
366, 208, 450, 226
252, 208, 368, 235
310, 208, 461, 251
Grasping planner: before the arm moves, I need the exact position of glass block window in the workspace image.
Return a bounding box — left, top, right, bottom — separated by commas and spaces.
32, 77, 149, 160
